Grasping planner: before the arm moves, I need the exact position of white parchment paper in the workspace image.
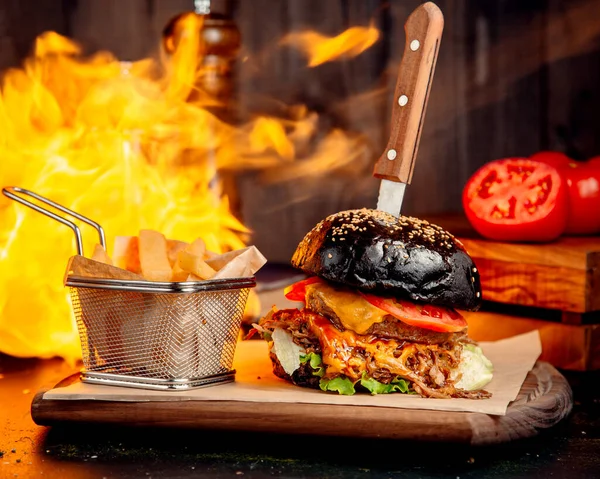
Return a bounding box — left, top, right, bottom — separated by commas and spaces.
44, 330, 542, 416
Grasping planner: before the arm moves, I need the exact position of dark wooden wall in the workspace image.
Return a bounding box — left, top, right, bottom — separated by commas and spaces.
1, 0, 600, 262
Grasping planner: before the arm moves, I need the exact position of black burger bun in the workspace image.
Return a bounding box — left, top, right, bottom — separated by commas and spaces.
291, 209, 482, 311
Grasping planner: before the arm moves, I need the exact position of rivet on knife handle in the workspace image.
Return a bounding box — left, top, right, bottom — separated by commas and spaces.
373, 2, 444, 184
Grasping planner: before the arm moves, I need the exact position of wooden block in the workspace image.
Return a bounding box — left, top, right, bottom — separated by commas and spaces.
464, 310, 600, 371
459, 236, 600, 314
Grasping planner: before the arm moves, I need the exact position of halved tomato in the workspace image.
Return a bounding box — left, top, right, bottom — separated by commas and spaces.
462, 158, 568, 242
358, 292, 467, 333
284, 276, 323, 301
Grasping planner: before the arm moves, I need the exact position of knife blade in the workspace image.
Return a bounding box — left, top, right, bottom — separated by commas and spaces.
374, 2, 444, 217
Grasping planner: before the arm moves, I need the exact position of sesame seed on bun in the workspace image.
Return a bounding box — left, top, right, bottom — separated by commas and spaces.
291, 208, 482, 311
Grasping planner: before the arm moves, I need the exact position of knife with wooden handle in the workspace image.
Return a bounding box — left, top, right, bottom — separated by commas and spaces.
374, 2, 444, 217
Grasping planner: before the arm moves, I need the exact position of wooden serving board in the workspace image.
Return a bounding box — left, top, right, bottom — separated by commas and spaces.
458, 236, 600, 318
31, 360, 572, 446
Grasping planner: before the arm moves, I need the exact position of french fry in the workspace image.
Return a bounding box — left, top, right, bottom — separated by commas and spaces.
204, 249, 219, 259
166, 239, 188, 267
138, 229, 173, 282
170, 238, 203, 281
171, 262, 189, 282
176, 249, 217, 280
187, 273, 204, 281
91, 243, 113, 265
113, 236, 142, 274
171, 237, 216, 281
187, 237, 206, 258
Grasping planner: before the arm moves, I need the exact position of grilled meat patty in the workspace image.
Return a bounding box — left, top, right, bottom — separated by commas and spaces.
305, 286, 467, 345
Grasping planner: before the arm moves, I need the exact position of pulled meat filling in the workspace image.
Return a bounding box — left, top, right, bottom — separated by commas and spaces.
259, 308, 491, 399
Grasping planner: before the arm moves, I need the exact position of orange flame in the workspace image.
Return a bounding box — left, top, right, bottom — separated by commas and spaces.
0, 17, 376, 362
280, 21, 380, 67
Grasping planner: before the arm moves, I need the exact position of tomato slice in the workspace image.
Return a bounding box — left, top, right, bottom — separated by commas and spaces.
284, 276, 323, 301
358, 292, 467, 333
462, 158, 568, 242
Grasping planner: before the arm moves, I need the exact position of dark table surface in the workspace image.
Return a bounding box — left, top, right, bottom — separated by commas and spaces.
1, 266, 600, 479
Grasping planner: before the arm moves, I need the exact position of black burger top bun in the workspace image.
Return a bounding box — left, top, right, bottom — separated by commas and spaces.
291, 209, 482, 311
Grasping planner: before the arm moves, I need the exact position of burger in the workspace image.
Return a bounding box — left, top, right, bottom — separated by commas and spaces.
253, 209, 494, 399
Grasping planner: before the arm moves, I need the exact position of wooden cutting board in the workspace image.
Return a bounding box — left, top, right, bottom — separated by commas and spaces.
31, 360, 572, 446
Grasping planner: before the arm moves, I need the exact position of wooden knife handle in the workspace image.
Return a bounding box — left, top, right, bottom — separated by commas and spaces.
373, 2, 444, 183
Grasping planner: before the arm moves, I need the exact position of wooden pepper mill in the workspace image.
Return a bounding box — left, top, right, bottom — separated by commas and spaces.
162, 0, 244, 221
162, 0, 241, 119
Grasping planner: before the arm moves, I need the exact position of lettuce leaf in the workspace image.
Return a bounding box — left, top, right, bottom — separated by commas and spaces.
300, 352, 325, 377
360, 373, 410, 395
318, 373, 412, 396
452, 343, 494, 391
271, 328, 304, 376
319, 376, 356, 395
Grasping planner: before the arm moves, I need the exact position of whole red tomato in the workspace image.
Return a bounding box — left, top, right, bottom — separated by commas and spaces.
531, 151, 600, 235
462, 158, 568, 242
588, 155, 600, 166
529, 151, 571, 169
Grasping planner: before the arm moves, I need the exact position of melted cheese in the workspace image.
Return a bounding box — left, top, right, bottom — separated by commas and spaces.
306, 282, 388, 334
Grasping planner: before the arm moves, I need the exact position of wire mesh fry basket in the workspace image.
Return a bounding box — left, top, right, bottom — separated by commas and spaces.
2, 186, 256, 391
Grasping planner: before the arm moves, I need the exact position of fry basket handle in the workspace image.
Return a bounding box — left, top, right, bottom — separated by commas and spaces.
2, 186, 106, 256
